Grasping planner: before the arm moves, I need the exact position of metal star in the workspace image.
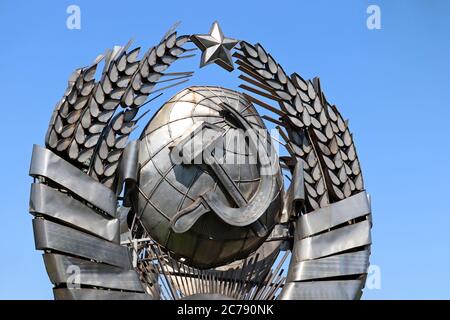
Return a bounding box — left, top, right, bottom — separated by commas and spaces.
191, 21, 238, 72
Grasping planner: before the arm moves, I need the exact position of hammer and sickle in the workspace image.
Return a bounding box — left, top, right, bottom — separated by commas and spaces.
168, 102, 279, 238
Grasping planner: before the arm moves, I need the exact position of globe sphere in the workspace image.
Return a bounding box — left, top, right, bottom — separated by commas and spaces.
136, 86, 283, 268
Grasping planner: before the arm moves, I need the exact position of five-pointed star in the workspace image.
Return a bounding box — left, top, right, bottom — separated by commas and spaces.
191, 21, 238, 72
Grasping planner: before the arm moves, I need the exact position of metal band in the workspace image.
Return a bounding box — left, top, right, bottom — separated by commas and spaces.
293, 219, 372, 261
278, 280, 365, 300
53, 288, 151, 300
286, 250, 370, 282
30, 183, 119, 242
43, 253, 144, 292
33, 218, 132, 269
119, 140, 140, 183
282, 160, 305, 221
297, 191, 371, 239
117, 140, 140, 197
29, 145, 117, 216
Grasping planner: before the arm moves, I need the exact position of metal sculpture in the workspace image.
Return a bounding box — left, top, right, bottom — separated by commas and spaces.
28, 21, 372, 300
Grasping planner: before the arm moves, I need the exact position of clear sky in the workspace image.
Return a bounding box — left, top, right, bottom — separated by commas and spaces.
0, 0, 449, 299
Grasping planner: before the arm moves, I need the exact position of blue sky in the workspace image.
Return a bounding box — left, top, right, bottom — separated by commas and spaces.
0, 0, 449, 299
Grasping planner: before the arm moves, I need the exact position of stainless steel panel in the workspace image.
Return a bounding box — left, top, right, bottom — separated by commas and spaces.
278, 280, 364, 300
29, 145, 117, 216
33, 218, 131, 269
117, 140, 139, 196
43, 253, 144, 292
282, 160, 305, 221
30, 183, 119, 242
286, 250, 370, 282
293, 220, 371, 261
298, 191, 371, 238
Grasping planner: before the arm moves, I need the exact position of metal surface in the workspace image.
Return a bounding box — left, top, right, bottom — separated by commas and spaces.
191, 21, 238, 72
199, 101, 281, 230
292, 220, 371, 261
43, 253, 144, 292
29, 22, 371, 300
33, 218, 132, 269
134, 234, 286, 300
297, 191, 371, 238
30, 144, 117, 216
29, 183, 119, 242
28, 26, 201, 299
234, 41, 365, 211
286, 250, 370, 282
232, 39, 372, 300
44, 28, 194, 191
117, 140, 140, 192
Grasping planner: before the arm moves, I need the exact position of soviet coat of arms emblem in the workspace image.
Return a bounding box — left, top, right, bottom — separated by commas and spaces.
28, 21, 372, 300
